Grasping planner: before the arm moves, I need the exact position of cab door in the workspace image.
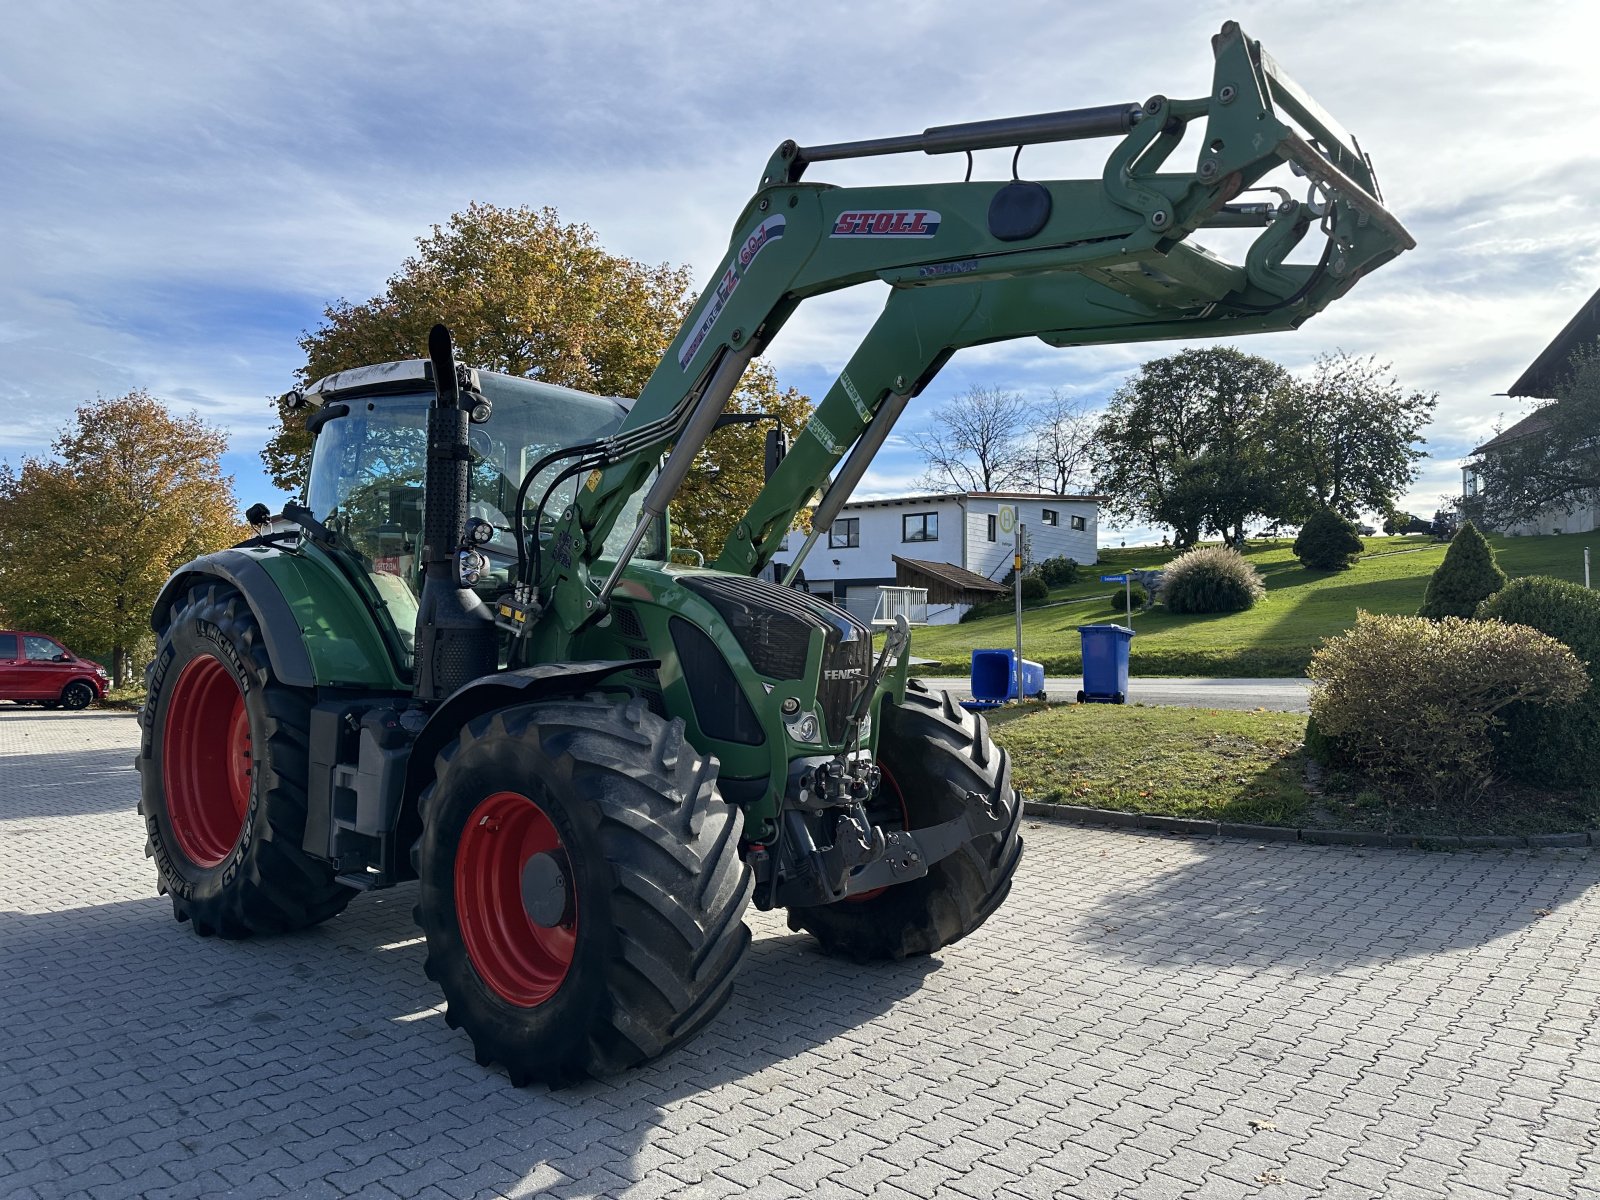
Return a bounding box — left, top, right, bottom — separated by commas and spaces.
16, 635, 70, 699
0, 633, 19, 699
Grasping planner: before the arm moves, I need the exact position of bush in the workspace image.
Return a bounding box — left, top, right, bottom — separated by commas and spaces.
1020, 574, 1049, 605
1293, 508, 1364, 570
1110, 584, 1148, 613
1159, 545, 1266, 614
1477, 575, 1600, 786
1308, 611, 1587, 801
959, 576, 1048, 622
1037, 556, 1080, 587
1418, 520, 1506, 618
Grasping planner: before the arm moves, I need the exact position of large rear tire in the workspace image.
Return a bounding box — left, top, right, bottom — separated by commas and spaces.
787, 680, 1023, 961
136, 581, 355, 937
414, 697, 753, 1086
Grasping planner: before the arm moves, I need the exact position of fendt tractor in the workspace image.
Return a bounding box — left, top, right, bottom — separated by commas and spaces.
137, 24, 1411, 1085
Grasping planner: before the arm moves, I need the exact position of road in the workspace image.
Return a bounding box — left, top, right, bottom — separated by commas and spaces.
5, 708, 1598, 1198
916, 674, 1313, 712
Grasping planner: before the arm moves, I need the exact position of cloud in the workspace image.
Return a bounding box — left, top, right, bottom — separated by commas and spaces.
4, 0, 1598, 530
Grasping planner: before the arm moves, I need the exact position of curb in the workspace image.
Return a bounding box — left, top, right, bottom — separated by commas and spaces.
1019, 800, 1594, 851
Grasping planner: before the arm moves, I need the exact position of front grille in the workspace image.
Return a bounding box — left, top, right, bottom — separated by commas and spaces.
681, 575, 817, 680
669, 617, 765, 745
681, 573, 872, 745
818, 635, 872, 741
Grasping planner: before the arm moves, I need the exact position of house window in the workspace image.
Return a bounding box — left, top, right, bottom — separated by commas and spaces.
1070, 514, 1087, 531
1041, 509, 1058, 527
903, 512, 938, 542
828, 518, 859, 548
986, 514, 997, 542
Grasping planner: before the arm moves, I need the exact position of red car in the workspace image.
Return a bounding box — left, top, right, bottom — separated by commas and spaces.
0, 631, 109, 710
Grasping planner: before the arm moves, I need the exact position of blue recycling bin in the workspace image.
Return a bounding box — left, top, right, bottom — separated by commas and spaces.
970, 648, 1046, 703
1077, 624, 1134, 704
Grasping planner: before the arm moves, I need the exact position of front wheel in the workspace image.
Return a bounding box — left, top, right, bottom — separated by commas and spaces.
414, 697, 753, 1086
60, 680, 96, 710
787, 681, 1023, 961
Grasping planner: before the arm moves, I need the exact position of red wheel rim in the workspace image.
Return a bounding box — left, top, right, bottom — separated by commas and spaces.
162, 656, 251, 868
456, 791, 577, 1006
849, 764, 913, 903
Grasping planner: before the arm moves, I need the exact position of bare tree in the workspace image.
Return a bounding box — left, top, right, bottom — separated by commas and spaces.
1024, 389, 1098, 494
910, 385, 1032, 492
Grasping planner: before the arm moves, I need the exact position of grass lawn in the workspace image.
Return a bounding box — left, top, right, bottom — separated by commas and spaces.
988, 703, 1600, 838
907, 531, 1596, 677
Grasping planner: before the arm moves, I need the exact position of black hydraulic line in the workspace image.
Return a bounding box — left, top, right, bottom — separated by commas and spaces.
795, 103, 1142, 166
1225, 237, 1333, 314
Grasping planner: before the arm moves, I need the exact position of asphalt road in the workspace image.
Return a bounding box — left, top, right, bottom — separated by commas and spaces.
915, 674, 1313, 712
5, 709, 1598, 1199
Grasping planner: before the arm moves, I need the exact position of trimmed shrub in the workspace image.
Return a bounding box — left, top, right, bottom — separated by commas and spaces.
1020, 574, 1049, 605
1293, 508, 1364, 570
1159, 545, 1266, 614
1477, 575, 1600, 786
1418, 520, 1506, 618
1110, 584, 1148, 613
1037, 556, 1080, 587
1308, 611, 1587, 801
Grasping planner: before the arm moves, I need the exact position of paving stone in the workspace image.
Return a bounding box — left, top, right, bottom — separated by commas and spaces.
5, 712, 1600, 1199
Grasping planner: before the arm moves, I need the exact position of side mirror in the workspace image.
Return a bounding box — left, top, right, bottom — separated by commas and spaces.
764, 425, 789, 481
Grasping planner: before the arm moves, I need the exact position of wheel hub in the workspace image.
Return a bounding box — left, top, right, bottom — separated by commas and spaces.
520, 851, 573, 929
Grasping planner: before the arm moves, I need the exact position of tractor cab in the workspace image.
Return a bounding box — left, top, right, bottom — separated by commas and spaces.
297, 360, 664, 659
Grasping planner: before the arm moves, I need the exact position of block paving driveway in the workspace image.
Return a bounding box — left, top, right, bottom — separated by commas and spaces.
3, 708, 1599, 1199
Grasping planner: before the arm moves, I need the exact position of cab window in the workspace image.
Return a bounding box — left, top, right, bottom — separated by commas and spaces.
24, 636, 65, 661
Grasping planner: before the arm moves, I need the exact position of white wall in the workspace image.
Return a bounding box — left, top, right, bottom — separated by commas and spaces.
798, 496, 966, 587
964, 498, 1100, 579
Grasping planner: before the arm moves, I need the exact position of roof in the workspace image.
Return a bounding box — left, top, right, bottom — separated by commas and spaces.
840, 490, 1104, 510
1469, 408, 1554, 456
892, 556, 1007, 604
1509, 285, 1600, 398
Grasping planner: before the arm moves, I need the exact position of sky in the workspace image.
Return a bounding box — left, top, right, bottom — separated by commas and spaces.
5, 0, 1599, 545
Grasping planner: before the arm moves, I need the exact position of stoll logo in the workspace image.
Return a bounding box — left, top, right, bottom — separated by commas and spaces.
830, 210, 941, 238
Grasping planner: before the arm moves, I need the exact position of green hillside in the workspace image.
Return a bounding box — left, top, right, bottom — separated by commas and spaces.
906, 533, 1595, 677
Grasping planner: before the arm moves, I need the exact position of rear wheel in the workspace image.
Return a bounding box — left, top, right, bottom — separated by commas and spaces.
414, 697, 753, 1086
60, 680, 96, 710
136, 581, 355, 937
787, 680, 1023, 961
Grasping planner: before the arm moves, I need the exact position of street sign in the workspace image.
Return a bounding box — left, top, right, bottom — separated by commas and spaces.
997, 504, 1017, 536
1100, 573, 1128, 583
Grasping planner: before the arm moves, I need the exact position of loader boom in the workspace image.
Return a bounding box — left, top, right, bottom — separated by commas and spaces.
526, 19, 1412, 646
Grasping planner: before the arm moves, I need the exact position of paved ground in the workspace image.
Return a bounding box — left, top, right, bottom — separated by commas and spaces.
4, 708, 1600, 1199
917, 676, 1312, 713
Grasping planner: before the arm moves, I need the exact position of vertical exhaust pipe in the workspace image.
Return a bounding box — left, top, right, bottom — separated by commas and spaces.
414, 324, 498, 702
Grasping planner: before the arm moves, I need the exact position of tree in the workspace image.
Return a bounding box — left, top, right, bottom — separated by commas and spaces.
671, 361, 813, 559
1470, 339, 1600, 527
1265, 352, 1437, 523
263, 203, 697, 494
1022, 389, 1098, 494
1293, 507, 1364, 570
0, 392, 241, 684
1418, 521, 1506, 618
1092, 348, 1288, 547
262, 202, 811, 553
910, 385, 1032, 492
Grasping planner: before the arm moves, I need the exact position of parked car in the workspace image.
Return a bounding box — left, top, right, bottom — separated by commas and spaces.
0, 631, 109, 710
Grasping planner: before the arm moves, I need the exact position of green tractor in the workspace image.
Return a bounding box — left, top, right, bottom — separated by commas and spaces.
136, 23, 1411, 1085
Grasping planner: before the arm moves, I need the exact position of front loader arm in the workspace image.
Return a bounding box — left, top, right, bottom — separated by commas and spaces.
537, 20, 1412, 635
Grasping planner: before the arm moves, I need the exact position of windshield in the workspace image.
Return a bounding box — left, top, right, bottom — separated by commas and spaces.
303, 380, 664, 607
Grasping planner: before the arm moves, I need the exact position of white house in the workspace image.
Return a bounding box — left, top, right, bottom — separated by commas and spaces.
777, 491, 1101, 625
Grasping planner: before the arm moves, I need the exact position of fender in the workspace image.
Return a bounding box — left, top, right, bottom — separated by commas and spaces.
393, 660, 658, 870
151, 545, 410, 692
152, 549, 318, 687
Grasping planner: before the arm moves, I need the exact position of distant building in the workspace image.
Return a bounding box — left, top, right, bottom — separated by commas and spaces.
1465, 285, 1600, 535
780, 491, 1101, 625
